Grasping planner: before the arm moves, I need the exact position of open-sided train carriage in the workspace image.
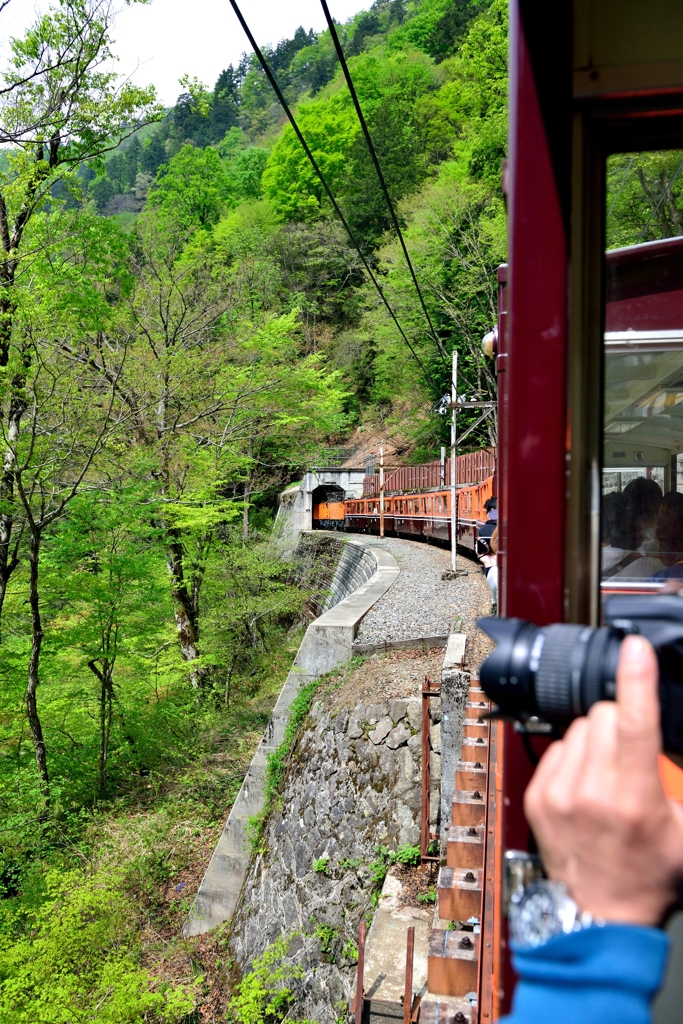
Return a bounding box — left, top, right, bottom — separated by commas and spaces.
313, 452, 495, 552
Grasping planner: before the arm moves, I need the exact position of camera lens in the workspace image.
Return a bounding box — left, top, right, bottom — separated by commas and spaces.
479, 596, 683, 755
479, 618, 622, 725
535, 624, 620, 719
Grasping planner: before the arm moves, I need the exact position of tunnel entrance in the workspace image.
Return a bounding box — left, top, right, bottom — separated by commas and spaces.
311, 484, 345, 505
311, 484, 345, 530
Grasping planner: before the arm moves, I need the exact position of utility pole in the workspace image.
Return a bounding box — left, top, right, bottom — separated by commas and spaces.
440, 446, 445, 488
451, 350, 457, 571
379, 444, 385, 538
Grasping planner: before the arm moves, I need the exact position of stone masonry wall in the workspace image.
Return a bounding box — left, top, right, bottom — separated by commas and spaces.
228, 692, 442, 1023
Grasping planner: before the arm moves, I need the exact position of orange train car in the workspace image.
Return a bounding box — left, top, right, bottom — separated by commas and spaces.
312, 501, 345, 522
313, 474, 495, 553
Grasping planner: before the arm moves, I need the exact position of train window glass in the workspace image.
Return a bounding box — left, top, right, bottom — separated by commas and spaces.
602, 150, 683, 589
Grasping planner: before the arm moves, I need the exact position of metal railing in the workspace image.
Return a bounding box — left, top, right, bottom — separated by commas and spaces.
363, 449, 496, 497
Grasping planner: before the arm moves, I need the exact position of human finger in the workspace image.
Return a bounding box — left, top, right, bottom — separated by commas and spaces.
616, 635, 662, 782
575, 701, 618, 797
524, 739, 565, 822
542, 717, 590, 808
526, 717, 590, 821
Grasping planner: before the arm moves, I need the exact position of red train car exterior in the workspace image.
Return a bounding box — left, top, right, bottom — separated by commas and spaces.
491, 2, 683, 1018
362, 450, 496, 497
313, 475, 495, 550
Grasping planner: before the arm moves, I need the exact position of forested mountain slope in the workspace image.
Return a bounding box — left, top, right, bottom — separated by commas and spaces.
78, 0, 507, 456
0, 0, 505, 1020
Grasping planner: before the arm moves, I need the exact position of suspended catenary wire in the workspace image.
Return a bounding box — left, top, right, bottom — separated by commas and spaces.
319, 0, 448, 367
227, 0, 438, 390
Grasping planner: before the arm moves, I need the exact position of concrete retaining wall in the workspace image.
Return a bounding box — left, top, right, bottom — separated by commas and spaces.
323, 539, 378, 610
182, 542, 400, 938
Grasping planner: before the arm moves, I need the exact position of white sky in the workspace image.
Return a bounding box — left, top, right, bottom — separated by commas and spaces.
2, 0, 372, 106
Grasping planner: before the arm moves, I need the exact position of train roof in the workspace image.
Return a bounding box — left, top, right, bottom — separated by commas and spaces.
606, 235, 683, 333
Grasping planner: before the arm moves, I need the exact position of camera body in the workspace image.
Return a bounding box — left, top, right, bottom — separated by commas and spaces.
479, 594, 683, 758
475, 537, 492, 558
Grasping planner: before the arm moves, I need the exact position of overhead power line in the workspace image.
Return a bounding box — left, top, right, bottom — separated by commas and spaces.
227, 0, 439, 391
319, 0, 448, 368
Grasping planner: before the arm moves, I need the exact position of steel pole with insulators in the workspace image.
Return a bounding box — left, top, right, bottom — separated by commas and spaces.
451, 350, 457, 571
378, 442, 385, 540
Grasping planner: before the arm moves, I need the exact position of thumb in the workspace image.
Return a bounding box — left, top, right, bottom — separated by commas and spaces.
616, 635, 662, 783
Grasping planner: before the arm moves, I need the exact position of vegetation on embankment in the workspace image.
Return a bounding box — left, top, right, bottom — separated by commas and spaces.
0, 626, 305, 1022
0, 0, 508, 1018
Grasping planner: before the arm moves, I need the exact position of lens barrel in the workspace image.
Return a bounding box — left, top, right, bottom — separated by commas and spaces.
535, 625, 620, 720
479, 618, 622, 725
480, 596, 683, 755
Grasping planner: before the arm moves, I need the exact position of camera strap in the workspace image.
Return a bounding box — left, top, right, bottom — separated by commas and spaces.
602, 551, 642, 579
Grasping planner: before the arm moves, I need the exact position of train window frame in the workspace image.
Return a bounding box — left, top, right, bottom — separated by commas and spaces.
567, 116, 683, 623
596, 155, 683, 603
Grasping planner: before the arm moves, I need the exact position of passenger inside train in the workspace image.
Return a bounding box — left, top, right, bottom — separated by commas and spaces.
601, 235, 683, 593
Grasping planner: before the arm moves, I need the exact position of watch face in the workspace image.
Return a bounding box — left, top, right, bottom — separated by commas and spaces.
509, 883, 565, 948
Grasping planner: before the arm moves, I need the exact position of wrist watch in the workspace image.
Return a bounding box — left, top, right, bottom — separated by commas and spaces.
508, 879, 600, 949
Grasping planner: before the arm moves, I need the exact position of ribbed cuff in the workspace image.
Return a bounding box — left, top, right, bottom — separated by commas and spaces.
503, 925, 669, 1024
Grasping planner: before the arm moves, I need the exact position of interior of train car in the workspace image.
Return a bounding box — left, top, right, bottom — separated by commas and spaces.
601, 236, 683, 592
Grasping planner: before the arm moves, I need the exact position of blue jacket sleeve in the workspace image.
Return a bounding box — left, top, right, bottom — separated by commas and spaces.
501, 925, 669, 1024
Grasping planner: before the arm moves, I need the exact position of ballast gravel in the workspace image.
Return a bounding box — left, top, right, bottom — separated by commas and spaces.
346, 535, 494, 669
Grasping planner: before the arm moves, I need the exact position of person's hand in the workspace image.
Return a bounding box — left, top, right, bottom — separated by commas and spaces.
524, 635, 683, 926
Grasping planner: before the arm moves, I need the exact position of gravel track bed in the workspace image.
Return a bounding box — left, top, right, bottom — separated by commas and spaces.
346, 535, 494, 671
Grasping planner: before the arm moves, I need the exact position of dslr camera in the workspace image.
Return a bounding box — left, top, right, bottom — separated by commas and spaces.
479, 594, 683, 759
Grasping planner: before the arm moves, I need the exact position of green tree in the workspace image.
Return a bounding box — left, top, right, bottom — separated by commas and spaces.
210, 66, 241, 141
226, 147, 270, 204
0, 868, 196, 1022
435, 0, 508, 186
124, 210, 346, 684
147, 144, 232, 228
262, 48, 442, 239
390, 0, 489, 61
606, 150, 683, 248
45, 487, 168, 797
0, 0, 159, 633
262, 93, 358, 221
2, 206, 131, 803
